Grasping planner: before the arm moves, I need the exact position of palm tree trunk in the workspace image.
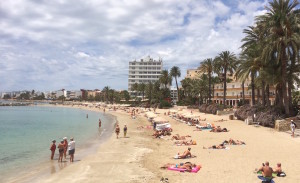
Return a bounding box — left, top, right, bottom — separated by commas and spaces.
281, 51, 289, 116
242, 81, 245, 105
257, 88, 260, 104
175, 77, 180, 102
266, 84, 270, 106
262, 81, 265, 106
208, 74, 211, 104
251, 72, 255, 106
223, 69, 227, 107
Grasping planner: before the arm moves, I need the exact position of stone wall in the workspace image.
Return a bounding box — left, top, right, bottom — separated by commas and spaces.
274, 120, 290, 132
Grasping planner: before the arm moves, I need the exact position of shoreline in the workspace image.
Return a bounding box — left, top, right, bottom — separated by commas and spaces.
1, 105, 116, 183
3, 104, 300, 183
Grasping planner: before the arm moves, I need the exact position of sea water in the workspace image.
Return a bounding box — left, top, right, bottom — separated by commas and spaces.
0, 105, 115, 182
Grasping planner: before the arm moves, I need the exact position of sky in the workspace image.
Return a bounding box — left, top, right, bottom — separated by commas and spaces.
0, 0, 269, 92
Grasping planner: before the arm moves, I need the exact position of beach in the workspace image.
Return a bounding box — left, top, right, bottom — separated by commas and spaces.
6, 105, 300, 183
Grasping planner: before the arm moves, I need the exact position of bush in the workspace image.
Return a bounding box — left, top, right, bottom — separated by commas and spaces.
159, 100, 172, 109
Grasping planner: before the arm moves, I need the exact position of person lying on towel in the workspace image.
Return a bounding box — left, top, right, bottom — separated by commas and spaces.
161, 162, 197, 172
174, 140, 197, 146
203, 144, 226, 149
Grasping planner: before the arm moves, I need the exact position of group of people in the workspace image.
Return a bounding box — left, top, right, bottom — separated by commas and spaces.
115, 124, 128, 139
50, 137, 76, 162
256, 161, 285, 181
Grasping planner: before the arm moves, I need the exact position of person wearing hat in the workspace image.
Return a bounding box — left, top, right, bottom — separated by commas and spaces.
57, 140, 65, 162
68, 137, 76, 162
291, 120, 296, 138
49, 140, 56, 160
63, 137, 68, 159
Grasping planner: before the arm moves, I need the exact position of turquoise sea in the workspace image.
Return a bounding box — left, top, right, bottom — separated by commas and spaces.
0, 105, 115, 182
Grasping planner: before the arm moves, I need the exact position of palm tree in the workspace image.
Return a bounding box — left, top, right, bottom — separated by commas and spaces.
103, 86, 110, 103
199, 58, 214, 104
214, 51, 238, 106
138, 83, 146, 100
159, 70, 172, 89
145, 82, 154, 104
170, 66, 181, 101
256, 0, 299, 116
131, 83, 138, 98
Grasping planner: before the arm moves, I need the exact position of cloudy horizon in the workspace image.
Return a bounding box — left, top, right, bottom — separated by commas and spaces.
0, 0, 269, 92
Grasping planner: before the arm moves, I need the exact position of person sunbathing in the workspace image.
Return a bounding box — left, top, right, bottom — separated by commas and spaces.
177, 148, 192, 158
223, 139, 245, 145
160, 162, 196, 172
215, 119, 227, 122
203, 144, 226, 149
210, 126, 228, 132
172, 134, 191, 140
174, 140, 197, 146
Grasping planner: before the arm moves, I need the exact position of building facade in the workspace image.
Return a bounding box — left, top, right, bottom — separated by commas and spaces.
212, 76, 276, 106
128, 56, 163, 96
185, 69, 202, 79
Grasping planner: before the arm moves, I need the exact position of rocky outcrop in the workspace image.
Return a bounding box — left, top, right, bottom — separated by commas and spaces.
199, 104, 224, 115
234, 105, 284, 127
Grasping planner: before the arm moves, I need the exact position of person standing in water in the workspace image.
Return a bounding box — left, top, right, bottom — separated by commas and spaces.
63, 137, 68, 159
68, 137, 75, 162
99, 119, 102, 128
115, 124, 120, 139
123, 125, 128, 137
57, 140, 65, 162
50, 140, 56, 160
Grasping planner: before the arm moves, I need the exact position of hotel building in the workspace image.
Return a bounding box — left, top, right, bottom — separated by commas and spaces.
128, 56, 163, 96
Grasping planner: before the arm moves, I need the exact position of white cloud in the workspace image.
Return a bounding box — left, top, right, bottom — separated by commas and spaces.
0, 0, 267, 91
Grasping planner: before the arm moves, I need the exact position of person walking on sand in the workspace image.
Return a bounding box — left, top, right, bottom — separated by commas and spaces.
291, 120, 296, 137
123, 125, 128, 137
68, 137, 75, 162
57, 140, 64, 162
63, 137, 68, 159
115, 124, 120, 139
50, 140, 56, 160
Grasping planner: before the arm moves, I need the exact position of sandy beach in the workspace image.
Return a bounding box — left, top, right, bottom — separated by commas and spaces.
10, 105, 300, 183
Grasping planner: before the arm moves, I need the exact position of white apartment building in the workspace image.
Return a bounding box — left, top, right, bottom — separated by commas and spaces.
128, 56, 163, 96
170, 86, 178, 104
67, 90, 82, 99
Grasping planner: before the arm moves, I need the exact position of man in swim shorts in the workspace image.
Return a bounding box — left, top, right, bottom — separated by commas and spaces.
68, 137, 75, 162
258, 161, 273, 178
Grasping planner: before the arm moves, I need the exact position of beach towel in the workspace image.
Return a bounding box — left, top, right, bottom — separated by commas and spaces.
173, 155, 197, 159
167, 165, 201, 173
257, 175, 275, 183
257, 171, 286, 177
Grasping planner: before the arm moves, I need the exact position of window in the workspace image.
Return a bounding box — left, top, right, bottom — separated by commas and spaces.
232, 85, 235, 88
216, 93, 218, 96
232, 92, 235, 96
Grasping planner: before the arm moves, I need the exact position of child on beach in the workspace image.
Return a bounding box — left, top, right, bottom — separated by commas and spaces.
115, 125, 120, 139
50, 140, 56, 160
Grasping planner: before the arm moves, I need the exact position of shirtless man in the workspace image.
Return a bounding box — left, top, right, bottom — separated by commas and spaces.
57, 140, 65, 162
178, 148, 192, 159
258, 161, 273, 178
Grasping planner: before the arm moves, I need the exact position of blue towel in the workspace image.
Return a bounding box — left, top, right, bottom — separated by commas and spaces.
257, 175, 275, 183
